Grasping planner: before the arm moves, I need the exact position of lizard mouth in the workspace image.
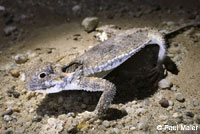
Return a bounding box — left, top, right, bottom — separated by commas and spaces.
26, 82, 56, 92
35, 84, 63, 94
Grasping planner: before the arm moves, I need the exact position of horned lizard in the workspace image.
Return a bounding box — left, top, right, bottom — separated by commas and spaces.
25, 22, 199, 117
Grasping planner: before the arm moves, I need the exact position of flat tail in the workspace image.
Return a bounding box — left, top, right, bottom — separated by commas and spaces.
165, 22, 200, 38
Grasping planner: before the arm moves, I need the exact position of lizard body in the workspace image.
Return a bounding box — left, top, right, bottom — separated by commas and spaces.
25, 22, 200, 115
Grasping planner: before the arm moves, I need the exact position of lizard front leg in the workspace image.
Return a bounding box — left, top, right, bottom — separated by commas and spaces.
78, 77, 116, 115
74, 77, 116, 126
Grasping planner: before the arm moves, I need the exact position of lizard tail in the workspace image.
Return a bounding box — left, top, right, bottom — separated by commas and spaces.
165, 21, 200, 38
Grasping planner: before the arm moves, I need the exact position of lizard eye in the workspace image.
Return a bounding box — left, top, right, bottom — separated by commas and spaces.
38, 72, 46, 79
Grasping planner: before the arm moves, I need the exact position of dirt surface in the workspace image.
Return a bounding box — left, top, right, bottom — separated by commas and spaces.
0, 0, 200, 134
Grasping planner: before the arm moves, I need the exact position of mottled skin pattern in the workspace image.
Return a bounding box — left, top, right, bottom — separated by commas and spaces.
25, 22, 200, 117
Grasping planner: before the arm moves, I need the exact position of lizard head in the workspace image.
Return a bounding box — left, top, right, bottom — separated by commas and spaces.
25, 60, 83, 94
25, 62, 58, 92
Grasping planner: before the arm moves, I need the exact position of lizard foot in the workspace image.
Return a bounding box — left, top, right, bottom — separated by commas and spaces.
75, 111, 99, 130
147, 65, 164, 85
77, 111, 98, 122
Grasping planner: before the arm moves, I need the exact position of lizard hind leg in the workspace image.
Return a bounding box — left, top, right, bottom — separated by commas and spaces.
147, 63, 164, 85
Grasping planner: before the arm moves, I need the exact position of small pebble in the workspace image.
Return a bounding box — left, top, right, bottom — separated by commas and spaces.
13, 91, 20, 98
102, 120, 110, 128
14, 54, 28, 64
3, 115, 12, 121
173, 112, 181, 118
5, 127, 13, 134
125, 107, 133, 114
81, 17, 99, 32
9, 69, 20, 77
195, 115, 200, 124
137, 121, 148, 131
136, 108, 147, 115
192, 98, 199, 106
171, 85, 177, 91
159, 98, 169, 108
2, 109, 13, 116
159, 115, 168, 121
7, 89, 14, 97
175, 93, 185, 102
112, 128, 120, 134
15, 127, 25, 134
185, 112, 194, 118
32, 116, 42, 122
168, 100, 174, 106
158, 78, 172, 89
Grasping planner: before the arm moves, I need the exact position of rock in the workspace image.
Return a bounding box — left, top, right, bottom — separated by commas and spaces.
41, 118, 64, 134
4, 25, 17, 36
20, 73, 26, 81
3, 115, 12, 121
171, 85, 177, 91
5, 127, 14, 134
159, 115, 168, 121
175, 93, 185, 102
112, 128, 120, 134
194, 115, 200, 124
0, 5, 5, 11
192, 98, 199, 106
81, 17, 99, 33
32, 116, 42, 122
185, 112, 194, 118
14, 54, 28, 64
144, 99, 151, 106
137, 121, 148, 131
158, 78, 172, 89
15, 127, 25, 134
2, 109, 13, 116
173, 112, 181, 118
7, 89, 14, 97
13, 91, 20, 98
125, 107, 134, 114
102, 120, 110, 128
159, 98, 169, 108
136, 108, 147, 115
168, 100, 174, 106
9, 69, 20, 77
